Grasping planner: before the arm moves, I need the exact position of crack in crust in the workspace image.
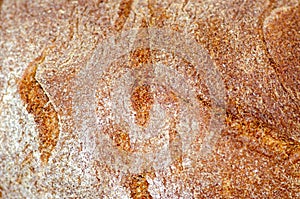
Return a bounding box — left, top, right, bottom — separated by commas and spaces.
18, 50, 59, 165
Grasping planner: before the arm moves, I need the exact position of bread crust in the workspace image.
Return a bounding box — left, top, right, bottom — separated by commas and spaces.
0, 0, 299, 198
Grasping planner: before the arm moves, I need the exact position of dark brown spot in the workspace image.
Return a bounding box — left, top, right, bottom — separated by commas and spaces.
18, 51, 59, 165
131, 85, 154, 127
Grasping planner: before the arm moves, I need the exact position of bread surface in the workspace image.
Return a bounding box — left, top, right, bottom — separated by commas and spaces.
0, 0, 299, 198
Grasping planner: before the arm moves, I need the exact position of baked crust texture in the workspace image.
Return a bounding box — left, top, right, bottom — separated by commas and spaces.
0, 0, 299, 198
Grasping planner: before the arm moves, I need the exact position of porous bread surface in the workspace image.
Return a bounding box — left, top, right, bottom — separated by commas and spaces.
0, 0, 299, 198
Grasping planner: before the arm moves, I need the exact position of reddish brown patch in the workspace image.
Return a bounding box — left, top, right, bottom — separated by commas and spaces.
129, 48, 151, 69
148, 1, 170, 28
114, 0, 133, 32
264, 5, 300, 101
101, 125, 132, 152
124, 173, 152, 199
225, 110, 298, 161
111, 130, 132, 152
131, 85, 154, 127
18, 50, 59, 165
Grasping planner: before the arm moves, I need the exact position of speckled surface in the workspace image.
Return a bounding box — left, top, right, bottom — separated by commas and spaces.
0, 0, 299, 198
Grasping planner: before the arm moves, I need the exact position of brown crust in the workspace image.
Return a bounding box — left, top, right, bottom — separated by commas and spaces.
1, 0, 299, 198
18, 49, 59, 164
263, 5, 300, 102
124, 173, 152, 199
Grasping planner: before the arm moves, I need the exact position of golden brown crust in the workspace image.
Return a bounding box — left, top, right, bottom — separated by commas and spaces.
1, 0, 299, 198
